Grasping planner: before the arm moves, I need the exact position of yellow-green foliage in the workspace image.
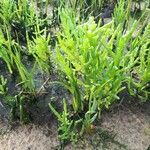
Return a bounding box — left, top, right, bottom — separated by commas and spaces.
0, 28, 14, 74
27, 28, 51, 74
50, 8, 140, 141
131, 23, 150, 101
0, 75, 8, 95
0, 0, 15, 25
57, 9, 138, 113
13, 47, 36, 93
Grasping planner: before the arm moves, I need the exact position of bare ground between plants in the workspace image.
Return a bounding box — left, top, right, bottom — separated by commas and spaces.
0, 97, 150, 150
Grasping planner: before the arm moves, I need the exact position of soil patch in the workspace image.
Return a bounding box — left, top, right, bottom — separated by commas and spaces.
0, 97, 149, 150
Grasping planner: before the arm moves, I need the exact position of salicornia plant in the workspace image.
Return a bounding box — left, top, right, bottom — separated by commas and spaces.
130, 23, 150, 101
26, 23, 51, 74
113, 0, 132, 28
52, 7, 139, 142
13, 46, 36, 94
0, 75, 8, 95
0, 27, 15, 74
0, 0, 15, 26
49, 99, 78, 143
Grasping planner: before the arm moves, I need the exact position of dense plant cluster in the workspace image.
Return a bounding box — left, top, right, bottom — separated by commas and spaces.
0, 0, 149, 145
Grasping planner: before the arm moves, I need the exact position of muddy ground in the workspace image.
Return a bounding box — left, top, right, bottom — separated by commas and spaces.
0, 94, 150, 150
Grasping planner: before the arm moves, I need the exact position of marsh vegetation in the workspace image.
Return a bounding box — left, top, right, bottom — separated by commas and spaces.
0, 0, 150, 149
